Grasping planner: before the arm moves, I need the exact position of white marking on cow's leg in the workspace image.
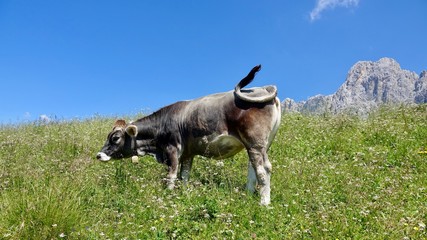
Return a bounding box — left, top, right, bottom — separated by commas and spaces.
166, 168, 178, 190
248, 148, 271, 206
246, 161, 257, 193
261, 153, 272, 206
257, 164, 270, 206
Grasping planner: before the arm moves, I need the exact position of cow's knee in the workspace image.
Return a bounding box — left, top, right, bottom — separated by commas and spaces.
264, 156, 272, 174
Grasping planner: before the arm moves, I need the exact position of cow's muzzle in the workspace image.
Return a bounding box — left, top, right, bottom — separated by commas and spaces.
96, 152, 111, 161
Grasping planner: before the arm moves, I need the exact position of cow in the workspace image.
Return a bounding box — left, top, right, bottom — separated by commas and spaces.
96, 65, 281, 205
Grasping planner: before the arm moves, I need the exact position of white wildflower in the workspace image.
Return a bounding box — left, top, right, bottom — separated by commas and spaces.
216, 161, 224, 167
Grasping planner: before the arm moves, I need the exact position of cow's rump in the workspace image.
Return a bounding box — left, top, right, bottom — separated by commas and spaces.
234, 85, 277, 103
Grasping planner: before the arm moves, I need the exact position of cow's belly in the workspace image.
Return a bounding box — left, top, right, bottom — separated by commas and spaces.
197, 134, 244, 159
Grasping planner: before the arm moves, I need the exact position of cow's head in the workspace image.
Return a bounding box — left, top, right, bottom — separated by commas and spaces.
96, 119, 138, 161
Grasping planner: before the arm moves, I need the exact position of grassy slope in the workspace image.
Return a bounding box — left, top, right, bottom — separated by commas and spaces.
0, 105, 426, 239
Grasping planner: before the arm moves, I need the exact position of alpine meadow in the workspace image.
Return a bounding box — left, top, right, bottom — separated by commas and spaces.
0, 105, 426, 239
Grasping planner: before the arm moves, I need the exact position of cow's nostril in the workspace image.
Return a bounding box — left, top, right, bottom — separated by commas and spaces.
96, 152, 112, 161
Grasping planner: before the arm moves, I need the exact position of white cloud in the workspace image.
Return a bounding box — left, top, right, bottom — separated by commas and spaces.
310, 0, 359, 21
39, 114, 51, 123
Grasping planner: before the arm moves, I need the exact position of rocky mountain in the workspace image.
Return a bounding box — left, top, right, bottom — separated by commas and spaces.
282, 58, 427, 115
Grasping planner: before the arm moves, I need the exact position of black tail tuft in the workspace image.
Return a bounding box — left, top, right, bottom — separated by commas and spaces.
235, 65, 262, 92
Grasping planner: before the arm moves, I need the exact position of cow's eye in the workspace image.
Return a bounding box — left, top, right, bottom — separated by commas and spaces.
112, 136, 121, 143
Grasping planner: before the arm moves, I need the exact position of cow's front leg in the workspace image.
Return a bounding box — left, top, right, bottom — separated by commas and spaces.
165, 146, 179, 190
179, 156, 194, 183
247, 147, 272, 206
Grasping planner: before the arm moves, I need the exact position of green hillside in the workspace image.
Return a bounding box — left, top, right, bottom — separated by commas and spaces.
1, 106, 426, 239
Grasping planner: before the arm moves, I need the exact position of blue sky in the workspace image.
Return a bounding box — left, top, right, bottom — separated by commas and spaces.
1, 0, 426, 123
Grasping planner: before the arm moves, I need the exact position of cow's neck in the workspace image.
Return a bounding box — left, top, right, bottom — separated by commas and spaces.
133, 115, 160, 157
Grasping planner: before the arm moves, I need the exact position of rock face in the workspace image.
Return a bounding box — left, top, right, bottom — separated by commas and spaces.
283, 58, 427, 115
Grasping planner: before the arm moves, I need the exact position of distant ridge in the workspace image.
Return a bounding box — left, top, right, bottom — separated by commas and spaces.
283, 58, 427, 115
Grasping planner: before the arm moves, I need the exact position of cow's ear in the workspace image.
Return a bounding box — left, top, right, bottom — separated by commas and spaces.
114, 119, 127, 128
125, 125, 138, 137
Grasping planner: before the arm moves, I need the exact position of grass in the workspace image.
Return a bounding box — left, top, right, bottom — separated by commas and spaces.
0, 105, 426, 239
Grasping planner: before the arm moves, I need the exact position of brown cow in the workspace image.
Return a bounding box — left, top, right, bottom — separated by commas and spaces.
96, 65, 281, 205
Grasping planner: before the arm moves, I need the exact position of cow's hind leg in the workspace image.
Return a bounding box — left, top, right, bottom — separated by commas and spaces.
247, 161, 257, 193
247, 147, 272, 206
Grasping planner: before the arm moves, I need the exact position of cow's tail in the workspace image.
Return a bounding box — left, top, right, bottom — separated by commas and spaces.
234, 65, 261, 93
234, 65, 277, 103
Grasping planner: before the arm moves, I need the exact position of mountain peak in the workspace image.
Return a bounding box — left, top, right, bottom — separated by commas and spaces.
377, 57, 400, 67
283, 58, 427, 115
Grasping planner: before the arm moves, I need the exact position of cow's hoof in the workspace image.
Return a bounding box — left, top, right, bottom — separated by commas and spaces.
260, 197, 271, 206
